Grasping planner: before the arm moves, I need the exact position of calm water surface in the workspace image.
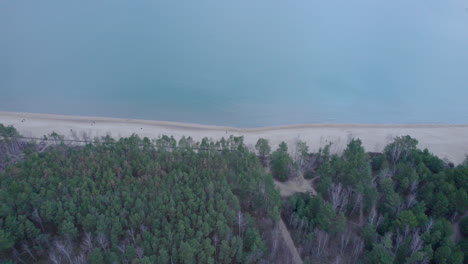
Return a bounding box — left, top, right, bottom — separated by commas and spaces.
1, 0, 468, 127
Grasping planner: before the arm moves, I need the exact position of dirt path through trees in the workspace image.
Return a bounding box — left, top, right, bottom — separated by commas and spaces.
273, 174, 317, 264
278, 218, 303, 264
452, 211, 468, 243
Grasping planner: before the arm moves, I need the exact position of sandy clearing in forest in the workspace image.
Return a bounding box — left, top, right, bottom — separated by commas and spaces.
274, 173, 316, 197
273, 173, 315, 264
1, 111, 467, 164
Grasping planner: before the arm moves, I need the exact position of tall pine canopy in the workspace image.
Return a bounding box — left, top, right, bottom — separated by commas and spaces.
0, 128, 280, 263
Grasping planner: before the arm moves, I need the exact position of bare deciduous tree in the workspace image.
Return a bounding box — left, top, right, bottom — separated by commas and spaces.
385, 136, 418, 166
127, 228, 136, 244
395, 230, 405, 250
350, 236, 364, 261
368, 208, 377, 225
315, 229, 330, 257
139, 225, 148, 234
333, 255, 344, 264
96, 233, 109, 252
339, 230, 352, 255
13, 248, 26, 264
49, 250, 63, 264
294, 140, 309, 170
329, 183, 349, 213
117, 239, 129, 255
21, 243, 37, 262
31, 208, 45, 232
136, 246, 144, 259
74, 253, 87, 264
425, 218, 434, 232
351, 191, 365, 224
212, 234, 219, 249
54, 239, 73, 263
80, 232, 93, 253
237, 210, 245, 237
406, 193, 417, 209
409, 229, 423, 254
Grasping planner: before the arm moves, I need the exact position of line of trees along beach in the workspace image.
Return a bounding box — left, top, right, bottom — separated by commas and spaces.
0, 124, 466, 263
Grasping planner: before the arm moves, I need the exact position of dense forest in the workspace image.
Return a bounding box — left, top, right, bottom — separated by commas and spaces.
282, 137, 467, 264
0, 124, 467, 263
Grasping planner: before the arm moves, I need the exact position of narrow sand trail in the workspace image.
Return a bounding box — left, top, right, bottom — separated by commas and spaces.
278, 218, 303, 264
452, 211, 468, 243
274, 174, 316, 264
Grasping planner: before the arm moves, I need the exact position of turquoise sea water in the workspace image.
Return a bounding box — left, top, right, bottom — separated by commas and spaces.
1, 0, 468, 127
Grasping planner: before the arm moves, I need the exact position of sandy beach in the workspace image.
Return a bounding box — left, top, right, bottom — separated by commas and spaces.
1, 111, 467, 164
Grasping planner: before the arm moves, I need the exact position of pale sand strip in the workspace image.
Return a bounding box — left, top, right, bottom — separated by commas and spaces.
278, 219, 303, 264
1, 111, 467, 164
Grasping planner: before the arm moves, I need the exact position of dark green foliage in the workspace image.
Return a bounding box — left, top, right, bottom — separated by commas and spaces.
270, 142, 294, 181
0, 229, 14, 252
339, 139, 372, 187
243, 225, 266, 263
313, 139, 377, 223
460, 216, 468, 237
0, 125, 35, 171
2, 125, 466, 264
371, 153, 388, 171
364, 244, 393, 264
393, 163, 419, 194
459, 238, 468, 263
412, 201, 429, 226
378, 178, 401, 216
255, 138, 271, 166
419, 167, 468, 217
433, 245, 463, 264
0, 133, 280, 263
87, 248, 104, 264
420, 149, 444, 173
287, 194, 339, 233
285, 135, 467, 263
361, 225, 377, 250
0, 124, 19, 138
395, 210, 418, 229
